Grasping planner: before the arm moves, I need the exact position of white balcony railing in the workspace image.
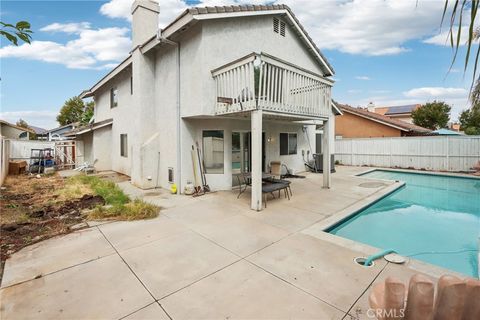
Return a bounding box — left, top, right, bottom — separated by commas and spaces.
211, 53, 333, 118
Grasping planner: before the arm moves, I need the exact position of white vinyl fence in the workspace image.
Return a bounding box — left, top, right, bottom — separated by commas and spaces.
335, 136, 480, 172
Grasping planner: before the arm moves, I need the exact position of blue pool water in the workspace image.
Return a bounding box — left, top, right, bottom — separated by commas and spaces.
329, 170, 480, 277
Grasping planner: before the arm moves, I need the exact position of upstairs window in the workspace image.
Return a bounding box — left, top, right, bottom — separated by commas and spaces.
280, 133, 297, 155
273, 18, 286, 37
120, 134, 128, 157
110, 87, 118, 108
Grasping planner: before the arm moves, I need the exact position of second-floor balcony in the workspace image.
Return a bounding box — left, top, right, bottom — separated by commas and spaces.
211, 52, 333, 119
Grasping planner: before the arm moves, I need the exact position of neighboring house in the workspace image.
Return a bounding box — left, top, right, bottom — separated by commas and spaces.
375, 104, 421, 124
22, 125, 48, 140
46, 122, 79, 141
0, 120, 35, 140
73, 2, 337, 210
335, 104, 431, 138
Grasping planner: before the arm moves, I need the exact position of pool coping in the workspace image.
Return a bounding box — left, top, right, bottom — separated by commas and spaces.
305, 168, 476, 279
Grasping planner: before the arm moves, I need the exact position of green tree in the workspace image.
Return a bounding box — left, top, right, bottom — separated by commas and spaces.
459, 102, 480, 134
412, 101, 451, 130
57, 97, 86, 126
81, 101, 95, 124
16, 119, 29, 128
0, 21, 32, 45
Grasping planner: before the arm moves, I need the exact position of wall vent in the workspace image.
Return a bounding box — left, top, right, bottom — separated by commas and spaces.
273, 17, 279, 33
168, 167, 174, 183
273, 17, 286, 37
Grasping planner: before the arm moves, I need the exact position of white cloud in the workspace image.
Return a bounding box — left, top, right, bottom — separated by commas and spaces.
423, 26, 471, 46
277, 0, 451, 56
97, 0, 456, 56
403, 87, 468, 99
0, 27, 131, 69
40, 22, 91, 34
355, 76, 370, 81
100, 0, 189, 28
349, 86, 469, 120
0, 111, 58, 130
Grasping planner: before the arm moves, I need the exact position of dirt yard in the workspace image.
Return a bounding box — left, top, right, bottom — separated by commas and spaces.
0, 172, 159, 283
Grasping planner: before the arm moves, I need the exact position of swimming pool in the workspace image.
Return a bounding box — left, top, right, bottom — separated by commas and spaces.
329, 170, 480, 278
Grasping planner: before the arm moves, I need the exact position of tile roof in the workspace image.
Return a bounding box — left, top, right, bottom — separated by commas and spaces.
167, 4, 334, 75
338, 104, 431, 133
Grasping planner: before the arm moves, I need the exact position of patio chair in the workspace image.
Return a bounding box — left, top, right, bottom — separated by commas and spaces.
270, 161, 282, 179
263, 177, 292, 197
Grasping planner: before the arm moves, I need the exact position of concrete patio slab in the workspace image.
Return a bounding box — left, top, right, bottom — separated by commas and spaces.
163, 199, 244, 231
120, 230, 239, 299
241, 204, 326, 233
98, 215, 189, 251
248, 233, 387, 312
1, 228, 115, 288
0, 254, 154, 320
122, 302, 170, 320
161, 260, 345, 319
193, 214, 290, 257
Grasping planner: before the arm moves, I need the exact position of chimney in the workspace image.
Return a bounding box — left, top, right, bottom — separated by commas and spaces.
367, 102, 375, 112
131, 0, 160, 49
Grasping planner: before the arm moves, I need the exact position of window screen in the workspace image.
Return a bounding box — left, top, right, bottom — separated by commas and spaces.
202, 130, 224, 174
120, 134, 128, 157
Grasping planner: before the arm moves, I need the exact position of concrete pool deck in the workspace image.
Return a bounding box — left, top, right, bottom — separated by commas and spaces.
1, 166, 465, 319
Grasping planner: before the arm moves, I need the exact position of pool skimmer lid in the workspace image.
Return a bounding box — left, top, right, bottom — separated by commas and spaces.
384, 253, 407, 264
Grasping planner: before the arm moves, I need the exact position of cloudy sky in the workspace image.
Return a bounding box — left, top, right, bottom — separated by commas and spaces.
0, 0, 475, 129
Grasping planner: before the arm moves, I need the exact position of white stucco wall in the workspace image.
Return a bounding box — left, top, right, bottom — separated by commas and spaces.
180, 117, 316, 191
93, 67, 133, 175
93, 126, 112, 171
88, 13, 334, 191
179, 15, 327, 118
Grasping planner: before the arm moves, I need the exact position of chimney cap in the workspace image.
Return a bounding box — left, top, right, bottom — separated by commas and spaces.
131, 0, 160, 15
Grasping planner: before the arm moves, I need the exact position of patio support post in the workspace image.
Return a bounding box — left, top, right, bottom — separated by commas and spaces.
251, 109, 263, 211
322, 118, 331, 188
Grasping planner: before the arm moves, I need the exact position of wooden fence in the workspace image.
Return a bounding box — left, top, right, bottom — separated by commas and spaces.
335, 136, 480, 172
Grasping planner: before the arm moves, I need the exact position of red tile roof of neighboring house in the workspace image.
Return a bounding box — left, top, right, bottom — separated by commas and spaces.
338, 104, 431, 134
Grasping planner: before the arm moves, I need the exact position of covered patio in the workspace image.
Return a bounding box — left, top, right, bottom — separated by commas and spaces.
211, 52, 335, 210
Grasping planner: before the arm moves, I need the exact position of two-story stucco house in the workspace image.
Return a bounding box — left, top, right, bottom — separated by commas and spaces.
74, 1, 337, 210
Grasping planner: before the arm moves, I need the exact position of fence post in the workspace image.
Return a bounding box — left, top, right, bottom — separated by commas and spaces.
446, 136, 450, 171
350, 139, 354, 165
390, 137, 393, 167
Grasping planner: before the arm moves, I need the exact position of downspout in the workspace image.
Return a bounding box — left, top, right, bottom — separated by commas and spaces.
158, 32, 181, 194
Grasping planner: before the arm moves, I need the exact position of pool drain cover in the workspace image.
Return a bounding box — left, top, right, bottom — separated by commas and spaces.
359, 182, 386, 188
384, 253, 407, 264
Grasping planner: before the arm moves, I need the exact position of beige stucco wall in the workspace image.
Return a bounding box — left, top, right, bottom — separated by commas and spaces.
335, 112, 402, 138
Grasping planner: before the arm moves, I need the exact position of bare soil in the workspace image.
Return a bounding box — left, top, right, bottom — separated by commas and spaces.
0, 174, 104, 283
